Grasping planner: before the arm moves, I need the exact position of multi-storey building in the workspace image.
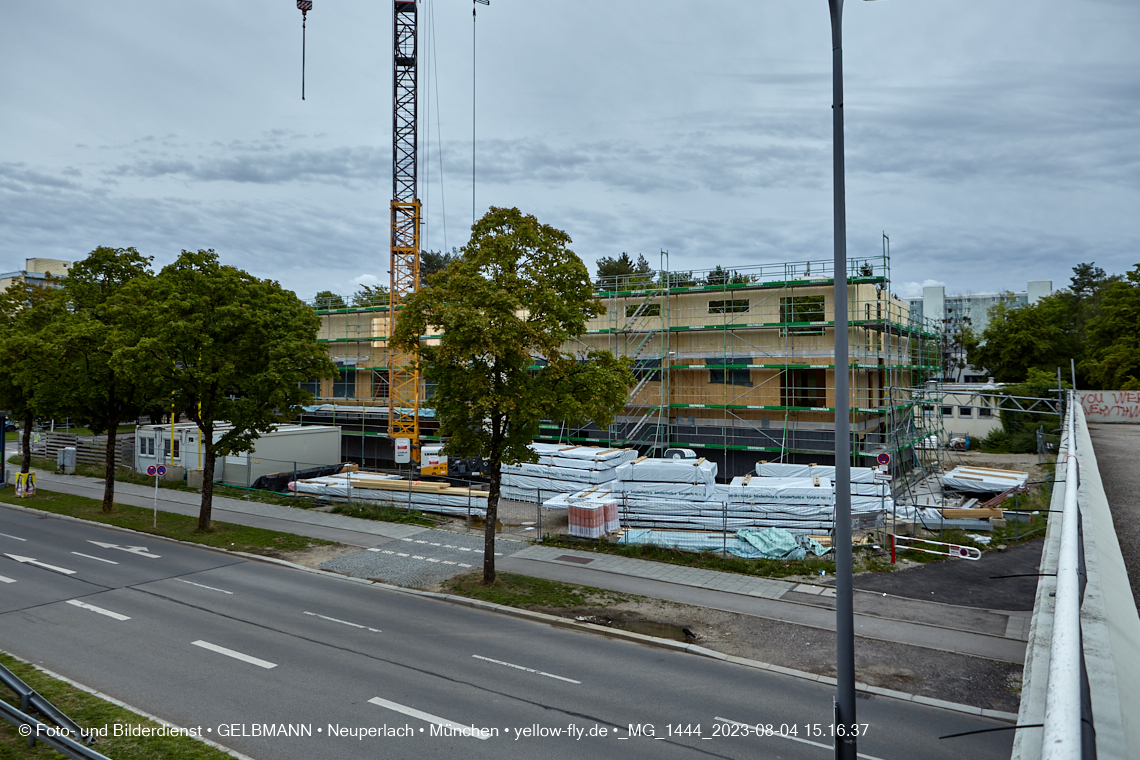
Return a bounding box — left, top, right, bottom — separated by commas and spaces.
302, 253, 941, 479
0, 258, 72, 294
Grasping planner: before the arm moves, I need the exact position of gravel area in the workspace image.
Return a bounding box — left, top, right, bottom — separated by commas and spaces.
320, 529, 529, 588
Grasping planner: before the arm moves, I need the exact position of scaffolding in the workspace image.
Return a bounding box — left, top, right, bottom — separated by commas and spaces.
544, 249, 943, 480
307, 248, 944, 481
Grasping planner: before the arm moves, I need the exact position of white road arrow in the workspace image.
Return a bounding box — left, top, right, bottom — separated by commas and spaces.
87, 541, 161, 558
4, 554, 77, 575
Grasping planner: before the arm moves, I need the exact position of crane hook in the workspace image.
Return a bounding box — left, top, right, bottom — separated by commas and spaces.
298, 1, 313, 100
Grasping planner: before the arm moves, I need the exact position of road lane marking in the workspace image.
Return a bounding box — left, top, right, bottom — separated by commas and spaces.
713, 717, 888, 760
3, 554, 76, 575
87, 541, 161, 558
471, 654, 580, 684
367, 697, 490, 740
0, 575, 15, 584
175, 579, 233, 594
303, 611, 380, 633
66, 600, 131, 621
0, 532, 26, 541
192, 640, 277, 669
71, 552, 119, 565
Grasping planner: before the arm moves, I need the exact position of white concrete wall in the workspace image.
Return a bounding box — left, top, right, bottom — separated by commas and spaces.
1079, 390, 1140, 423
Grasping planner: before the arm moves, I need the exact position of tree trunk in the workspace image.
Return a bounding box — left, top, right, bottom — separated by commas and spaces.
199, 426, 215, 531
483, 462, 500, 585
20, 412, 33, 473
101, 415, 121, 514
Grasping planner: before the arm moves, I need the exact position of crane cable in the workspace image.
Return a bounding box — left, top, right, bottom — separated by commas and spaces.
298, 1, 312, 100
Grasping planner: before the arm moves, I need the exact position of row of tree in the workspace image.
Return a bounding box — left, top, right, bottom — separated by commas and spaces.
313, 249, 461, 309
0, 248, 334, 529
595, 253, 752, 291
965, 262, 1140, 390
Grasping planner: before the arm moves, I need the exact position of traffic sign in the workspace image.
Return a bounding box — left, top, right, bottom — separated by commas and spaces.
146, 465, 157, 476
876, 452, 891, 466
156, 465, 167, 476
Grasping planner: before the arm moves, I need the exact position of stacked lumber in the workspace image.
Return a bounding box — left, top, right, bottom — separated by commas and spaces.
290, 472, 488, 516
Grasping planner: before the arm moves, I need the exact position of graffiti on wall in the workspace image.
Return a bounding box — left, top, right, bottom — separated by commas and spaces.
1080, 390, 1140, 423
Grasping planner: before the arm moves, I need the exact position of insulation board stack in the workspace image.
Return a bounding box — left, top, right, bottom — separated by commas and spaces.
290, 472, 488, 517
500, 443, 637, 503
941, 466, 1029, 494
610, 456, 719, 500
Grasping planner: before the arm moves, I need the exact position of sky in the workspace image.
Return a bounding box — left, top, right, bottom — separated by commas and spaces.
3, 1, 1138, 302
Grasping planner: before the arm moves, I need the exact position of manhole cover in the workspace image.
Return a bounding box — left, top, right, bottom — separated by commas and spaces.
555, 555, 594, 565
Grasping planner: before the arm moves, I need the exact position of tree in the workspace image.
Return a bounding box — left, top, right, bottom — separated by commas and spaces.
965, 294, 1076, 383
0, 284, 68, 473
595, 252, 654, 291
116, 250, 336, 530
1070, 262, 1108, 298
1082, 264, 1140, 390
53, 247, 155, 513
314, 290, 347, 310
391, 208, 634, 584
421, 249, 460, 281
351, 283, 389, 308
705, 265, 750, 287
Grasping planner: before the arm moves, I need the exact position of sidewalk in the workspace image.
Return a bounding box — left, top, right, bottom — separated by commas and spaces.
11, 465, 1026, 662
24, 469, 429, 545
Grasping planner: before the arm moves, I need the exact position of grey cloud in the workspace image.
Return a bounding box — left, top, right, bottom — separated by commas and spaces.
109, 145, 387, 185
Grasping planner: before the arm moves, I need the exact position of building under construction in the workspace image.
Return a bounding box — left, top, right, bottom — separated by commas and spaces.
302, 249, 942, 481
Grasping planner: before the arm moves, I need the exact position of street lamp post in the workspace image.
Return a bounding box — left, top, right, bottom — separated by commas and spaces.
828, 1, 857, 758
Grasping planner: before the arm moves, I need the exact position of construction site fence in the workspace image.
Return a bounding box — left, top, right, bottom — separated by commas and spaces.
25, 433, 134, 471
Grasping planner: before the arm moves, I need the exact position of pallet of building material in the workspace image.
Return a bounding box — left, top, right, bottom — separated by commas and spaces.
941, 466, 1028, 493
502, 461, 621, 484
350, 479, 452, 493
755, 462, 878, 484
529, 442, 638, 470
614, 457, 718, 484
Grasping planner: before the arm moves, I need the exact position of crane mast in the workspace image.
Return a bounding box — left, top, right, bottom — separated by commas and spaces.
388, 0, 421, 454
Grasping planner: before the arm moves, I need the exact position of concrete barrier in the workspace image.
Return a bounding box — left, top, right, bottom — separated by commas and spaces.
1079, 390, 1140, 423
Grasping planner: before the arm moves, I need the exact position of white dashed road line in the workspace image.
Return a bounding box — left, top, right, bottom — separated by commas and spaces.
368, 697, 490, 740
71, 552, 119, 565
472, 654, 581, 684
0, 532, 27, 541
175, 579, 234, 595
0, 575, 16, 584
303, 611, 380, 633
66, 600, 131, 621
192, 640, 277, 669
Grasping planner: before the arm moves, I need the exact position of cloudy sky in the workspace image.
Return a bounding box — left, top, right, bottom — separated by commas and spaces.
3, 1, 1138, 301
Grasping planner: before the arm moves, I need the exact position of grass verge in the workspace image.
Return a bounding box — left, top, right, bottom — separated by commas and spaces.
0, 489, 332, 556
331, 501, 438, 527
540, 536, 840, 578
0, 651, 233, 760
441, 571, 631, 609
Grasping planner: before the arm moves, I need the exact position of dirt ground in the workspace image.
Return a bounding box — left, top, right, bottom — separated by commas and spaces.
529, 594, 1021, 713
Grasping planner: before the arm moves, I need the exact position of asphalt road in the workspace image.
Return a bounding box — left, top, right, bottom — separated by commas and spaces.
0, 505, 1015, 760
1087, 422, 1140, 607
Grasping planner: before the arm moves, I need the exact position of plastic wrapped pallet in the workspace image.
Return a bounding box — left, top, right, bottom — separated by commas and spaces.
543, 492, 571, 510
941, 466, 1028, 493
610, 479, 716, 500
755, 462, 878, 484
529, 443, 638, 470
725, 476, 834, 504
614, 457, 717, 485
502, 462, 620, 484
568, 502, 605, 538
